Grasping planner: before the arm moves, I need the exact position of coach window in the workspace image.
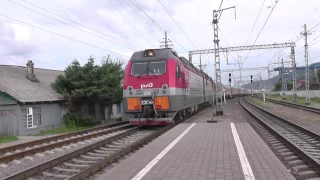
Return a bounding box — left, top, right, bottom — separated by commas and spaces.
149, 61, 166, 74
176, 64, 181, 78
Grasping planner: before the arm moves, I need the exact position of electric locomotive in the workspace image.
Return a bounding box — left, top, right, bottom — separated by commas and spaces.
122, 48, 215, 125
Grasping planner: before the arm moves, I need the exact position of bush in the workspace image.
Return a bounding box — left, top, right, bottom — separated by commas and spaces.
63, 112, 94, 128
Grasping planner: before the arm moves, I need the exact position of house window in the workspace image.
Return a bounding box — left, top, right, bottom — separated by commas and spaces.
117, 104, 121, 114
22, 107, 42, 129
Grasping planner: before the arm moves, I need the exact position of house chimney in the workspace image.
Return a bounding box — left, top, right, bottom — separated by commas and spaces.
26, 60, 35, 80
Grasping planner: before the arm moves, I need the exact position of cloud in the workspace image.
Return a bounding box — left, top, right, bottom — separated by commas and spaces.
0, 22, 40, 58
0, 0, 319, 86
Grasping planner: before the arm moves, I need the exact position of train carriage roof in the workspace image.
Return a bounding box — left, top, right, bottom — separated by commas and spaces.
130, 48, 213, 81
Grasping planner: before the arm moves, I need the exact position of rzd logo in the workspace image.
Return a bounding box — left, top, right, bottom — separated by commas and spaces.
141, 83, 153, 89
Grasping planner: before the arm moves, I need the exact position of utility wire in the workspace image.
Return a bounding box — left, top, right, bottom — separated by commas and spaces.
16, 0, 140, 50
240, 0, 266, 58
123, 0, 160, 39
35, 0, 76, 20
0, 13, 130, 57
242, 0, 279, 66
108, 0, 155, 47
158, 0, 198, 50
118, 0, 160, 41
129, 0, 189, 52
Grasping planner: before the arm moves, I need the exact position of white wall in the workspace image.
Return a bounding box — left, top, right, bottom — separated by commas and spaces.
270, 90, 320, 98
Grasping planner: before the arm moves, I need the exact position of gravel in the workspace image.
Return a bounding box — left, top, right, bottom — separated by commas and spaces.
248, 97, 320, 134
0, 131, 127, 179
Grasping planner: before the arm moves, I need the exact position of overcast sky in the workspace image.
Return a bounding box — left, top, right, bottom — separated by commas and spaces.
1, 0, 320, 85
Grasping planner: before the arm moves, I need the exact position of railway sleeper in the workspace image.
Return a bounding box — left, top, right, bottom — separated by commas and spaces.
64, 162, 91, 168
284, 155, 299, 161
81, 155, 104, 160
292, 164, 311, 172
99, 147, 119, 152
42, 172, 70, 178
87, 152, 109, 157
53, 167, 81, 173
297, 170, 319, 179
287, 159, 304, 166
72, 158, 96, 164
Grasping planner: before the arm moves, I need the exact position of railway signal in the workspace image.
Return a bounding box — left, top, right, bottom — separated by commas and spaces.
251, 75, 253, 97
229, 73, 232, 98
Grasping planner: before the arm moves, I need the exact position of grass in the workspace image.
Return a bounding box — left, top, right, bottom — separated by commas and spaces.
0, 135, 18, 144
269, 94, 320, 106
37, 125, 95, 136
251, 97, 270, 106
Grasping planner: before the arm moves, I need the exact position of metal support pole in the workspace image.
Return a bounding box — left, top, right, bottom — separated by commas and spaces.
302, 24, 311, 105
291, 46, 297, 102
268, 69, 271, 98
281, 58, 286, 100
213, 10, 223, 116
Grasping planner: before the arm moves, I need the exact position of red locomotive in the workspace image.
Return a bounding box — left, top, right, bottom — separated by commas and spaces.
122, 48, 215, 125
122, 48, 258, 125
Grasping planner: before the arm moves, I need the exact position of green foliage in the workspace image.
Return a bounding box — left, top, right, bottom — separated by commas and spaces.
63, 112, 94, 128
0, 135, 18, 144
273, 79, 293, 91
52, 56, 123, 105
52, 55, 123, 122
274, 80, 281, 91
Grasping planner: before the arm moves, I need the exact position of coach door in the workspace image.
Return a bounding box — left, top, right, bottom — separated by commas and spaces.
182, 71, 188, 103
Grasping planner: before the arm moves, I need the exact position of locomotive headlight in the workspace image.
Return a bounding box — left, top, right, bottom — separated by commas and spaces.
162, 90, 166, 94
129, 91, 133, 95
144, 49, 156, 57
128, 86, 133, 91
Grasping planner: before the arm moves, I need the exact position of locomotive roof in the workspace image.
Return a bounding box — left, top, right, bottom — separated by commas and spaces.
130, 48, 213, 80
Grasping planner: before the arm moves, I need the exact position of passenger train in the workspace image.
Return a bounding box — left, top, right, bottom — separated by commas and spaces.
122, 48, 258, 125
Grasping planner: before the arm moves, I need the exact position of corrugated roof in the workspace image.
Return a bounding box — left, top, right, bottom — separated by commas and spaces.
0, 65, 64, 103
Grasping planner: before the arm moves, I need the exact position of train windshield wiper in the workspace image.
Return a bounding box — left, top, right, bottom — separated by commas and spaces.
148, 69, 158, 78
137, 68, 149, 79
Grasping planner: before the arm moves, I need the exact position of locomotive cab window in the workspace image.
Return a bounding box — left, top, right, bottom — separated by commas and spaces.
149, 61, 166, 75
176, 64, 181, 78
131, 62, 148, 76
131, 61, 166, 76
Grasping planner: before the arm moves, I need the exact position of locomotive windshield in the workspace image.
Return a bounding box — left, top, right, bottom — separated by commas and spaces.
131, 61, 166, 76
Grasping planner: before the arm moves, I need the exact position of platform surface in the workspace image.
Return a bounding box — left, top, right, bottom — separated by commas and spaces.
95, 121, 295, 180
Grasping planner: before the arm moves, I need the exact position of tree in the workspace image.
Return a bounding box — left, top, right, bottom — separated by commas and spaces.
287, 80, 293, 91
274, 80, 281, 91
52, 55, 123, 120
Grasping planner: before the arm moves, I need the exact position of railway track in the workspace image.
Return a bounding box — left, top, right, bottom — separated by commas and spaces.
2, 104, 211, 180
240, 97, 320, 180
261, 97, 320, 114
0, 121, 129, 165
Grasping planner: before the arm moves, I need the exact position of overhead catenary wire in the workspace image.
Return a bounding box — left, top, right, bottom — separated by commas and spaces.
239, 0, 266, 58
13, 0, 140, 50
107, 0, 155, 47
117, 0, 160, 41
129, 0, 189, 53
158, 0, 198, 50
0, 13, 130, 57
242, 0, 279, 66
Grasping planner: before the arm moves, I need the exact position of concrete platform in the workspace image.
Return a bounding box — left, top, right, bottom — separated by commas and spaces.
95, 121, 295, 180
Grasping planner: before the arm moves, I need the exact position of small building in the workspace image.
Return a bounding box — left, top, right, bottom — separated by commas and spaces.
0, 61, 67, 136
